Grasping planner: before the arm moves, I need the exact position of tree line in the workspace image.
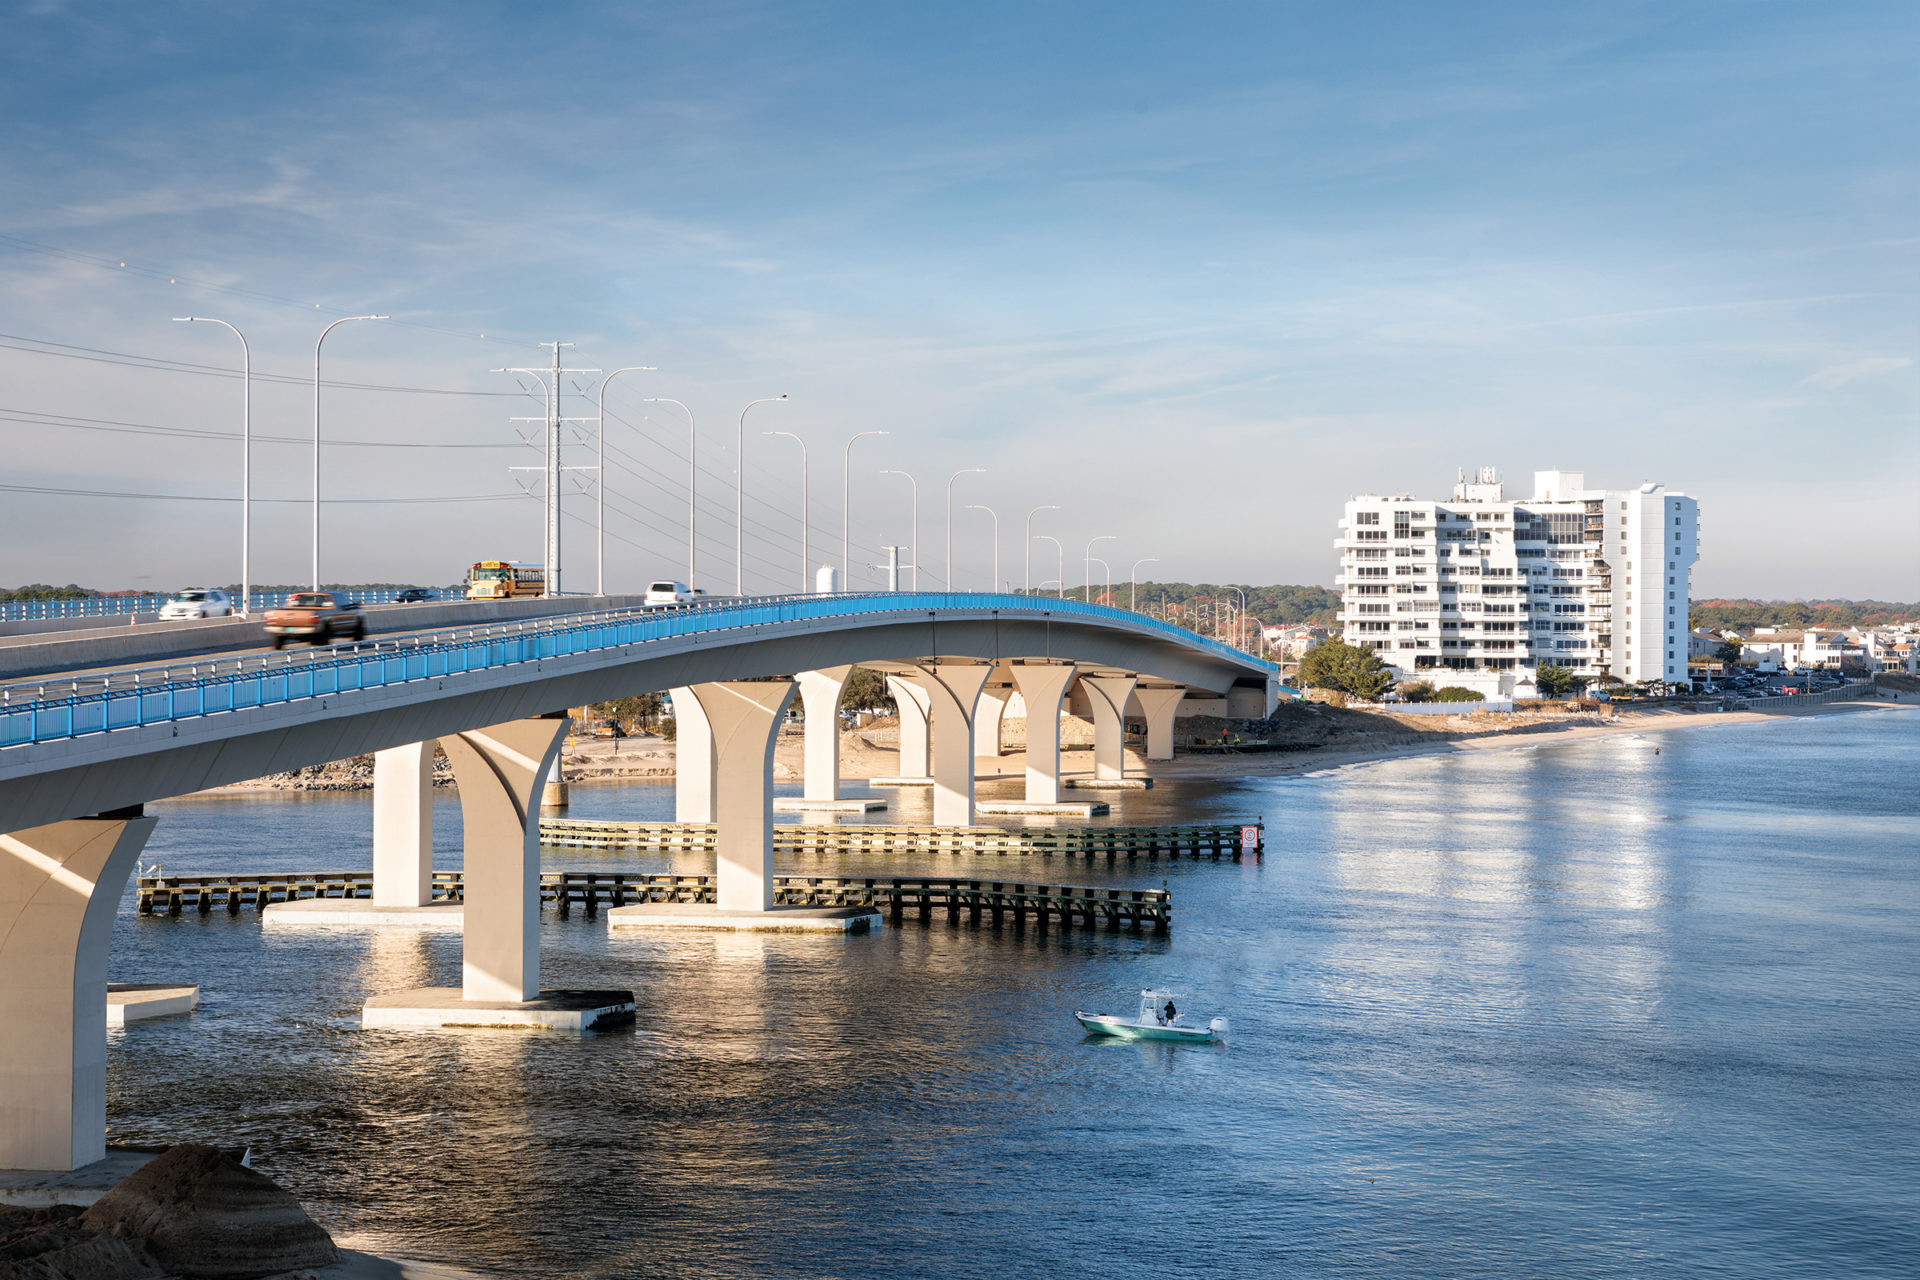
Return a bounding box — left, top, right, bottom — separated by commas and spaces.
1690, 599, 1918, 630
1041, 581, 1339, 627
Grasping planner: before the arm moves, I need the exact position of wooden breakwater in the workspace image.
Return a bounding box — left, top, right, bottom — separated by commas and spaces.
134, 871, 1171, 931
537, 818, 1262, 862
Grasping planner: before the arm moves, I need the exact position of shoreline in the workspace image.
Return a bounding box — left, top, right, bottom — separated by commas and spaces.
170, 694, 1917, 801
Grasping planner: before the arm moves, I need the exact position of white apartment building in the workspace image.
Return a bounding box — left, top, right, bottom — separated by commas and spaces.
1334, 468, 1700, 696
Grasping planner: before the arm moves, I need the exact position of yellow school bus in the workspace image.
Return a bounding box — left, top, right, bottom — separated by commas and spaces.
467, 560, 544, 600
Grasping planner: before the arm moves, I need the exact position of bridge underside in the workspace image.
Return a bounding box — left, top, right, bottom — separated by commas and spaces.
0, 605, 1272, 1172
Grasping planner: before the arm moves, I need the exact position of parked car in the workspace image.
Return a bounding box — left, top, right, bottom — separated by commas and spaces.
590, 718, 626, 738
158, 588, 235, 621
643, 581, 696, 607
395, 588, 434, 603
262, 593, 365, 648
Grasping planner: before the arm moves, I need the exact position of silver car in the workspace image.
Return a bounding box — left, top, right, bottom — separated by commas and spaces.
157, 588, 235, 620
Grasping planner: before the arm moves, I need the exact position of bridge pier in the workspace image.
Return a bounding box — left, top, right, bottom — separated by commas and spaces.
0, 809, 154, 1172
1083, 675, 1138, 781
1010, 662, 1077, 805
670, 686, 717, 823
265, 740, 462, 926
1133, 685, 1187, 761
613, 681, 878, 932
775, 667, 884, 817
870, 674, 933, 787
912, 663, 993, 827
362, 714, 635, 1030
976, 682, 1012, 757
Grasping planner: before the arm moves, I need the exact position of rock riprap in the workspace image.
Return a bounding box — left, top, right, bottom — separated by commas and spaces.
77, 1145, 337, 1278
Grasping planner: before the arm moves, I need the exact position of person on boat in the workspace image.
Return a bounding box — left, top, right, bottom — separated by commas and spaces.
1163, 998, 1178, 1025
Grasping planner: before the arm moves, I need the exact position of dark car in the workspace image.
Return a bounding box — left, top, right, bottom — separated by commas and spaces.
395, 588, 434, 603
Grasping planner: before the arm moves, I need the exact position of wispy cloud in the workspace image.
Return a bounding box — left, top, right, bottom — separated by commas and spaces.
1799, 356, 1912, 390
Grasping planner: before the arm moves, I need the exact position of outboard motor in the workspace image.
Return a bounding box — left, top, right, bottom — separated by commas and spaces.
1208, 1017, 1229, 1038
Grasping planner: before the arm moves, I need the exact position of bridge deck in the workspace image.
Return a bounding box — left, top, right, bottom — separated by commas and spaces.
538, 818, 1263, 861
134, 871, 1172, 931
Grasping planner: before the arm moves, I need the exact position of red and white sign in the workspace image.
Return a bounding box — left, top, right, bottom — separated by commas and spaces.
1240, 825, 1260, 851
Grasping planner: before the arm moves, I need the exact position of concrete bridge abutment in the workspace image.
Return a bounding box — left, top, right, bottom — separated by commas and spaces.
912, 664, 993, 827
0, 809, 155, 1172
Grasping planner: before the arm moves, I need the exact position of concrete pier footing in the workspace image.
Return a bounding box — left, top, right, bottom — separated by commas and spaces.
867, 775, 935, 787
974, 800, 1110, 817
106, 984, 199, 1026
607, 903, 883, 933
262, 900, 464, 927
362, 988, 635, 1031
1066, 776, 1154, 790
0, 1147, 163, 1209
772, 797, 887, 814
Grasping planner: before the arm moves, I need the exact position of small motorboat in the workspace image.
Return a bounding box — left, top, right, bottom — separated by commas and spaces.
1075, 989, 1227, 1044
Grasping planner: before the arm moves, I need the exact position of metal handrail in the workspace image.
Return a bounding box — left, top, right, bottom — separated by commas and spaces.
1, 591, 1271, 750
0, 588, 463, 622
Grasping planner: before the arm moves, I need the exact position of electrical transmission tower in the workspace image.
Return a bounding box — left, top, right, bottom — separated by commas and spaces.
496, 342, 599, 597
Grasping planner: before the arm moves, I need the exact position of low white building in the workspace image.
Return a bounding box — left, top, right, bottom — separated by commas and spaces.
1334, 468, 1700, 697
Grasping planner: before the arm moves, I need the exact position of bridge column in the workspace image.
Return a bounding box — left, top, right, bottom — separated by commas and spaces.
0, 809, 155, 1172
911, 664, 993, 827
976, 683, 1012, 757
797, 666, 852, 801
884, 675, 931, 780
440, 715, 570, 1003
610, 679, 879, 932
1133, 686, 1187, 762
1082, 675, 1139, 781
1010, 663, 1077, 804
670, 687, 716, 823
372, 741, 434, 907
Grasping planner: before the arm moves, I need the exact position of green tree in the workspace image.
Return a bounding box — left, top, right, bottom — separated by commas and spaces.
1713, 640, 1744, 670
1400, 680, 1438, 703
1535, 663, 1590, 700
840, 666, 896, 712
1299, 640, 1395, 700
1433, 686, 1481, 702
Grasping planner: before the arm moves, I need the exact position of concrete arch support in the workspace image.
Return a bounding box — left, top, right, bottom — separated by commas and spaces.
911, 664, 993, 827
0, 811, 155, 1172
885, 675, 932, 779
372, 741, 435, 907
1132, 686, 1187, 762
669, 687, 716, 823
1081, 675, 1139, 781
1009, 663, 1077, 804
975, 682, 1012, 758
796, 666, 853, 801
685, 681, 797, 911
440, 716, 569, 1003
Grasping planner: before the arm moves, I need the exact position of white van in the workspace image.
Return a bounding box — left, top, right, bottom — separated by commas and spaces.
643, 581, 695, 607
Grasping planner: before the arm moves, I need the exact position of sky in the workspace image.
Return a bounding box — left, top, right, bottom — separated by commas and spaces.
1, 1, 1914, 600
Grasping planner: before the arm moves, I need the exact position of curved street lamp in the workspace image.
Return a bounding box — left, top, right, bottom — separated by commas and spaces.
842, 430, 889, 585
1035, 535, 1065, 599
1129, 557, 1160, 612
1084, 535, 1116, 604
1024, 504, 1061, 593
736, 395, 787, 595
764, 429, 809, 591
965, 504, 999, 590
642, 397, 698, 589
172, 317, 251, 615
314, 315, 385, 589
945, 468, 985, 589
597, 366, 654, 595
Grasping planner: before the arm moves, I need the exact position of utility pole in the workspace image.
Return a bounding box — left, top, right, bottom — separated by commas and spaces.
497, 343, 598, 597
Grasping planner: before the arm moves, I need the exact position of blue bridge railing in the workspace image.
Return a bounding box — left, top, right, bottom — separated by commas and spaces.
0, 589, 462, 622
0, 592, 1270, 751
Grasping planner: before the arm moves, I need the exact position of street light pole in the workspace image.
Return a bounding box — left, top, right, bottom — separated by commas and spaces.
313, 314, 385, 589
1035, 535, 1065, 599
764, 430, 809, 591
736, 395, 787, 595
880, 470, 919, 589
945, 467, 985, 590
1024, 504, 1061, 593
1129, 558, 1160, 612
1084, 535, 1116, 604
642, 397, 698, 589
842, 430, 889, 586
1226, 584, 1248, 649
1091, 557, 1111, 603
964, 505, 1000, 590
173, 318, 250, 615
596, 366, 654, 595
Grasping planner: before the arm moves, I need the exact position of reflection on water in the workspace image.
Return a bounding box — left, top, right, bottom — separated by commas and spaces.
106, 711, 1920, 1279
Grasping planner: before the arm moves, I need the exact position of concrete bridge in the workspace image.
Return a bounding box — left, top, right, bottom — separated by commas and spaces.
0, 591, 1273, 1173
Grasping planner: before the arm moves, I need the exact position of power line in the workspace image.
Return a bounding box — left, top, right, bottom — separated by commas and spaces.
0, 332, 521, 397
0, 406, 520, 449
0, 482, 521, 505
